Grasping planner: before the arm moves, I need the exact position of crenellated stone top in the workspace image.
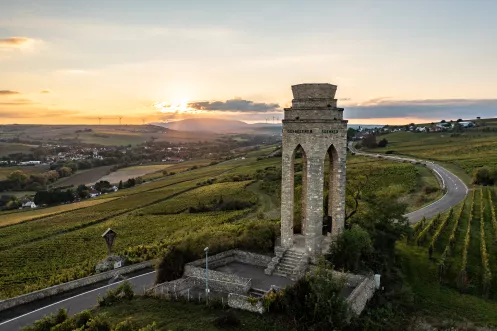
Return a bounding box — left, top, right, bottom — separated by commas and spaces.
284, 83, 345, 121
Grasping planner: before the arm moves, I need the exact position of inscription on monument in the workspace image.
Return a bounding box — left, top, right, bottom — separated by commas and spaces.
286, 129, 338, 134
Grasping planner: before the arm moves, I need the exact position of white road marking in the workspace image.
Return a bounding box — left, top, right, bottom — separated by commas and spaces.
0, 271, 155, 327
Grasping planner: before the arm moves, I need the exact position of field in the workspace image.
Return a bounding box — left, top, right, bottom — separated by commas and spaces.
400, 185, 497, 324
0, 197, 117, 227
370, 130, 497, 184
53, 165, 114, 187
0, 142, 37, 156
0, 145, 440, 299
94, 164, 172, 184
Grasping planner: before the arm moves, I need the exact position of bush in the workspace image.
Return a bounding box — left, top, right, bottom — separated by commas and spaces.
327, 225, 373, 273
138, 322, 159, 331
98, 281, 134, 307
213, 311, 241, 328
113, 318, 139, 331
85, 315, 112, 331
424, 185, 438, 194
378, 138, 388, 148
473, 166, 497, 185
270, 260, 351, 330
21, 308, 68, 331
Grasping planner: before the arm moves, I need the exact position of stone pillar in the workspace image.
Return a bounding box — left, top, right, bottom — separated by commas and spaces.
280, 149, 294, 248
331, 145, 346, 237
304, 155, 325, 255
301, 153, 308, 235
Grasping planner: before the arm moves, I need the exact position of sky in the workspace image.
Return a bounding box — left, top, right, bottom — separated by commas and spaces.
1, 0, 497, 125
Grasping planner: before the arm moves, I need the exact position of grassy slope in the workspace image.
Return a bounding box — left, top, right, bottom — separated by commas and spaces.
98, 297, 285, 331
369, 130, 497, 185
0, 142, 37, 156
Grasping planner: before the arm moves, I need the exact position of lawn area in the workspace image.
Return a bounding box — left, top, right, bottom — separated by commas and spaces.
95, 164, 173, 184
97, 296, 285, 331
0, 197, 117, 227
368, 130, 497, 184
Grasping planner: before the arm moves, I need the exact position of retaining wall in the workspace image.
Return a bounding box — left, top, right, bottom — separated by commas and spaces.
0, 260, 153, 312
346, 274, 376, 315
228, 293, 265, 314
184, 265, 251, 294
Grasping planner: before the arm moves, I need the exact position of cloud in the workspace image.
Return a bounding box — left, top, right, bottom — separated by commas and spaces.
0, 108, 81, 119
0, 90, 21, 95
0, 98, 34, 106
345, 98, 497, 120
40, 89, 51, 94
187, 98, 280, 112
0, 37, 34, 48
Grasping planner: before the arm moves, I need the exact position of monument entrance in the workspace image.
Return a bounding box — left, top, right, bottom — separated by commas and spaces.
280, 83, 347, 257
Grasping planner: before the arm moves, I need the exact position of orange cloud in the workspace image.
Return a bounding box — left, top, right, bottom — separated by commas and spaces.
40, 89, 51, 94
0, 90, 21, 95
0, 37, 35, 48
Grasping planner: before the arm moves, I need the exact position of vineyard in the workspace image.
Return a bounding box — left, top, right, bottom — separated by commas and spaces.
408, 186, 497, 298
0, 147, 439, 300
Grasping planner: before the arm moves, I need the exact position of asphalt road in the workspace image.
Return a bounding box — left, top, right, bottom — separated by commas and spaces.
348, 142, 468, 224
1, 145, 468, 330
0, 271, 156, 331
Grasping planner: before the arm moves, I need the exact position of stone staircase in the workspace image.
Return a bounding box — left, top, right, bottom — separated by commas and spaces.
248, 287, 266, 298
273, 249, 306, 280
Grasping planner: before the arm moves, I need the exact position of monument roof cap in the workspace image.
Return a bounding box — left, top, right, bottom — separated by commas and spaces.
291, 83, 337, 99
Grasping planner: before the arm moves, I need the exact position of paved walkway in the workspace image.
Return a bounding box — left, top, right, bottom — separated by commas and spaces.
215, 262, 294, 290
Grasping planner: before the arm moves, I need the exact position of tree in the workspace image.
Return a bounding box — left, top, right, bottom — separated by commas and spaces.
362, 134, 377, 148
58, 166, 72, 177
46, 170, 60, 182
347, 127, 357, 141
76, 184, 90, 198
377, 138, 388, 148
95, 180, 111, 192
118, 180, 123, 190
7, 170, 28, 189
64, 162, 78, 173
457, 118, 463, 122
441, 119, 446, 123
327, 225, 373, 273
30, 174, 48, 187
473, 166, 496, 185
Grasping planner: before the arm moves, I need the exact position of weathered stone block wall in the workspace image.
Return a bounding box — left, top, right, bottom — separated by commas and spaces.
0, 260, 153, 312
228, 293, 265, 314
346, 274, 376, 315
183, 265, 251, 294
234, 250, 272, 267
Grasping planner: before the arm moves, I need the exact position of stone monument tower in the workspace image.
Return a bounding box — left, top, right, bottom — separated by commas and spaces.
280, 83, 347, 257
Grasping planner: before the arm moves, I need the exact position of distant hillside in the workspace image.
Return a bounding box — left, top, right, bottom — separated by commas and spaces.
155, 118, 250, 133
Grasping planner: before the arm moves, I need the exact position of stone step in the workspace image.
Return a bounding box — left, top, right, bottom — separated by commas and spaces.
276, 266, 294, 274
285, 252, 304, 259
281, 257, 300, 264
248, 288, 266, 298
278, 262, 298, 269
272, 271, 289, 277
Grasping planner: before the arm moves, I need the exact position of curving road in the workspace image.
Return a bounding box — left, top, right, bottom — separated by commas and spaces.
348, 142, 468, 224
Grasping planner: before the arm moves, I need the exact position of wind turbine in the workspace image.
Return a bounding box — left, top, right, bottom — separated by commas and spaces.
98, 117, 102, 125
142, 118, 146, 125
118, 116, 122, 125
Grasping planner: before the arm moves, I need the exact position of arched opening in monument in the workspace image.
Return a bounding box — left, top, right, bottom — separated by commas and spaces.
292, 144, 307, 234
323, 145, 338, 235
